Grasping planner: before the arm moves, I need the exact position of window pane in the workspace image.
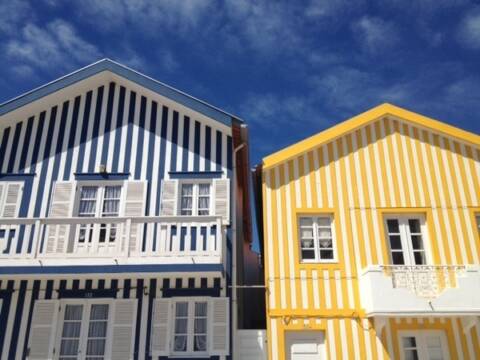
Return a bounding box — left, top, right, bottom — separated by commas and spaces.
299, 217, 313, 226
62, 322, 81, 338
174, 336, 187, 352
320, 250, 334, 259
301, 239, 314, 248
175, 319, 188, 334
414, 251, 426, 265
60, 339, 80, 356
389, 235, 402, 250
90, 305, 109, 320
199, 184, 210, 195
404, 349, 419, 360
411, 235, 424, 250
88, 322, 107, 338
403, 337, 417, 348
181, 184, 193, 196
317, 217, 330, 226
86, 339, 106, 356
387, 219, 400, 233
175, 302, 188, 317
65, 305, 83, 320
392, 252, 405, 265
301, 228, 314, 238
195, 302, 207, 317
104, 186, 121, 199
194, 318, 207, 333
408, 219, 421, 233
81, 186, 98, 200
317, 228, 332, 238
318, 238, 332, 249
301, 249, 315, 260
194, 335, 207, 351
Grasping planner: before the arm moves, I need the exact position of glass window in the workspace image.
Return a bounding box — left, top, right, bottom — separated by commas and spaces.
401, 332, 447, 360
476, 215, 480, 235
299, 216, 335, 262
385, 216, 427, 266
172, 300, 208, 355
180, 183, 211, 216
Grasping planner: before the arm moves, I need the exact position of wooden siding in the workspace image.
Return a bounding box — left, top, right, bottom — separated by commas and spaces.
262, 115, 480, 359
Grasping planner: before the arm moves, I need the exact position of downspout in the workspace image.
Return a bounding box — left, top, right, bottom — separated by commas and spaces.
232, 124, 247, 358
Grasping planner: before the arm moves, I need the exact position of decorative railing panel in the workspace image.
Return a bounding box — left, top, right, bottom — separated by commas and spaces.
381, 265, 467, 299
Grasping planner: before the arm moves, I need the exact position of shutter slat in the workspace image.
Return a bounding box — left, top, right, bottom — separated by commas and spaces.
210, 297, 229, 355
110, 299, 137, 360
160, 180, 177, 216
27, 300, 59, 359
214, 179, 230, 222
123, 181, 146, 253
1, 183, 22, 218
151, 299, 171, 356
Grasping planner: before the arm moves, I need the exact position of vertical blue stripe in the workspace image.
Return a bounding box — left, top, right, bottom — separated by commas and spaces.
215, 130, 222, 171
227, 135, 233, 171
45, 280, 54, 299
123, 279, 131, 299
133, 279, 144, 360
7, 122, 22, 172
145, 101, 157, 216
111, 86, 126, 173
145, 278, 156, 360
18, 117, 35, 173
0, 127, 11, 171
22, 280, 40, 358
201, 226, 207, 251
8, 280, 27, 359
63, 96, 81, 179
155, 106, 169, 216
76, 91, 93, 173
181, 116, 190, 171
123, 91, 136, 174
205, 126, 211, 171
34, 106, 58, 217
170, 226, 177, 251
88, 86, 105, 172
0, 281, 14, 355
193, 121, 201, 171
134, 96, 146, 180
180, 226, 186, 251
169, 111, 179, 172
100, 82, 116, 167
191, 227, 197, 251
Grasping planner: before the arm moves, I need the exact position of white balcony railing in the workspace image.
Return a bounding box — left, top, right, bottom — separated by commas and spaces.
0, 216, 223, 265
360, 265, 480, 316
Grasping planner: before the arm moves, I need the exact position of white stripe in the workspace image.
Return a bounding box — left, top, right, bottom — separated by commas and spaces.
303, 154, 312, 208
327, 320, 336, 359
275, 167, 287, 309
24, 114, 39, 173
106, 84, 120, 171
384, 320, 394, 359
460, 144, 478, 205
59, 97, 75, 180
163, 107, 174, 179
265, 171, 276, 309
312, 270, 320, 309
130, 93, 141, 177
199, 122, 206, 172
370, 124, 386, 207
209, 125, 216, 172
176, 112, 184, 172
363, 318, 373, 360
69, 93, 86, 180
313, 148, 322, 208
407, 125, 426, 207
300, 270, 308, 309
117, 89, 131, 173
270, 319, 278, 360
140, 99, 152, 181
13, 119, 27, 173
94, 84, 110, 173
323, 145, 334, 208
339, 319, 349, 360
379, 120, 396, 207
398, 122, 416, 206
323, 270, 331, 309
293, 158, 301, 208
221, 132, 227, 174
284, 163, 297, 309
389, 119, 407, 206
452, 318, 465, 360
82, 88, 99, 173
334, 270, 343, 308
350, 318, 361, 360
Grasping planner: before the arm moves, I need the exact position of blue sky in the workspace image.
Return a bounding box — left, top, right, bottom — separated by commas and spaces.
1, 0, 480, 167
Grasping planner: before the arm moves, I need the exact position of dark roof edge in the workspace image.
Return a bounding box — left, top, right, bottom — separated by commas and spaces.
0, 58, 244, 127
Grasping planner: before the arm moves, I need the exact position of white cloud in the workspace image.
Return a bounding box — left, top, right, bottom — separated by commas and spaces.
0, 0, 33, 34
5, 19, 101, 71
352, 16, 399, 53
458, 7, 480, 49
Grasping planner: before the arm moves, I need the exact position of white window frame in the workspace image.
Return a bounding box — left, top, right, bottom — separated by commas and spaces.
384, 215, 430, 266
178, 181, 212, 216
398, 330, 449, 360
298, 215, 337, 263
54, 298, 114, 360
170, 297, 209, 357
74, 181, 124, 218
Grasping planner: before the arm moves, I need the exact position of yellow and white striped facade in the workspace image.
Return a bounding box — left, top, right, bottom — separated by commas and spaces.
259, 104, 480, 359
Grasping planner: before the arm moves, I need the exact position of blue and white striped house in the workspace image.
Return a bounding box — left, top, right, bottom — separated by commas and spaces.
0, 59, 256, 360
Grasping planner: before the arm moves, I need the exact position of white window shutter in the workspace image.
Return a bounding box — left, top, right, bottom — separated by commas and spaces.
123, 181, 147, 253
110, 299, 137, 360
214, 179, 230, 222
151, 299, 171, 356
1, 182, 23, 217
27, 300, 59, 360
160, 180, 178, 216
45, 181, 75, 254
209, 297, 230, 356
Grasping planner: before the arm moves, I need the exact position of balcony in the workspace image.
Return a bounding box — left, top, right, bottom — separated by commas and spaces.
0, 216, 224, 269
360, 265, 480, 316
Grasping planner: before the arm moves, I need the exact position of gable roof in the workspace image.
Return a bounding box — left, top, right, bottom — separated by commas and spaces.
0, 58, 242, 127
263, 103, 480, 170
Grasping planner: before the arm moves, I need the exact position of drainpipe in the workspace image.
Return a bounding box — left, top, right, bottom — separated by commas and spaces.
232, 124, 247, 358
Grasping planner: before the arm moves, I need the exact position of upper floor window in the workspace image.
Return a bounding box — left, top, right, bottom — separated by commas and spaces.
385, 216, 427, 265
299, 216, 336, 263
180, 183, 211, 216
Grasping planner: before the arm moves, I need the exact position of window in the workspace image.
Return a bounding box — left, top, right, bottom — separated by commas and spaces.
77, 184, 122, 245
58, 301, 110, 360
180, 183, 211, 216
173, 300, 208, 355
299, 216, 336, 262
399, 331, 448, 360
476, 215, 480, 235
385, 216, 427, 265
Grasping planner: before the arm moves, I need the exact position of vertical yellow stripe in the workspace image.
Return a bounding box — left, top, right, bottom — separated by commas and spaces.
374, 120, 393, 206
307, 151, 318, 209
278, 164, 292, 309
269, 168, 281, 309
384, 118, 402, 207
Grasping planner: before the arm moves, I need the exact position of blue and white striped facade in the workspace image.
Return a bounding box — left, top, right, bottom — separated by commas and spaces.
0, 60, 250, 360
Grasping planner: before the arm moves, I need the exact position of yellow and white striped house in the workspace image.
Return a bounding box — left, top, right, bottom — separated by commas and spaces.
254, 103, 480, 360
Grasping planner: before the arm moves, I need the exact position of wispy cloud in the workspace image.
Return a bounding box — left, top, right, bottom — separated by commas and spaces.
352, 16, 399, 53
0, 0, 33, 34
457, 7, 480, 49
5, 20, 101, 72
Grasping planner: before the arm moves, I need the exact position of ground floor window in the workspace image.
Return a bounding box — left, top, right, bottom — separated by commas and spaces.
399, 330, 448, 360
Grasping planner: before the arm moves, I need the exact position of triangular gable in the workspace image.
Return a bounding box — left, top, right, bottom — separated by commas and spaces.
263, 103, 480, 169
0, 59, 241, 127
